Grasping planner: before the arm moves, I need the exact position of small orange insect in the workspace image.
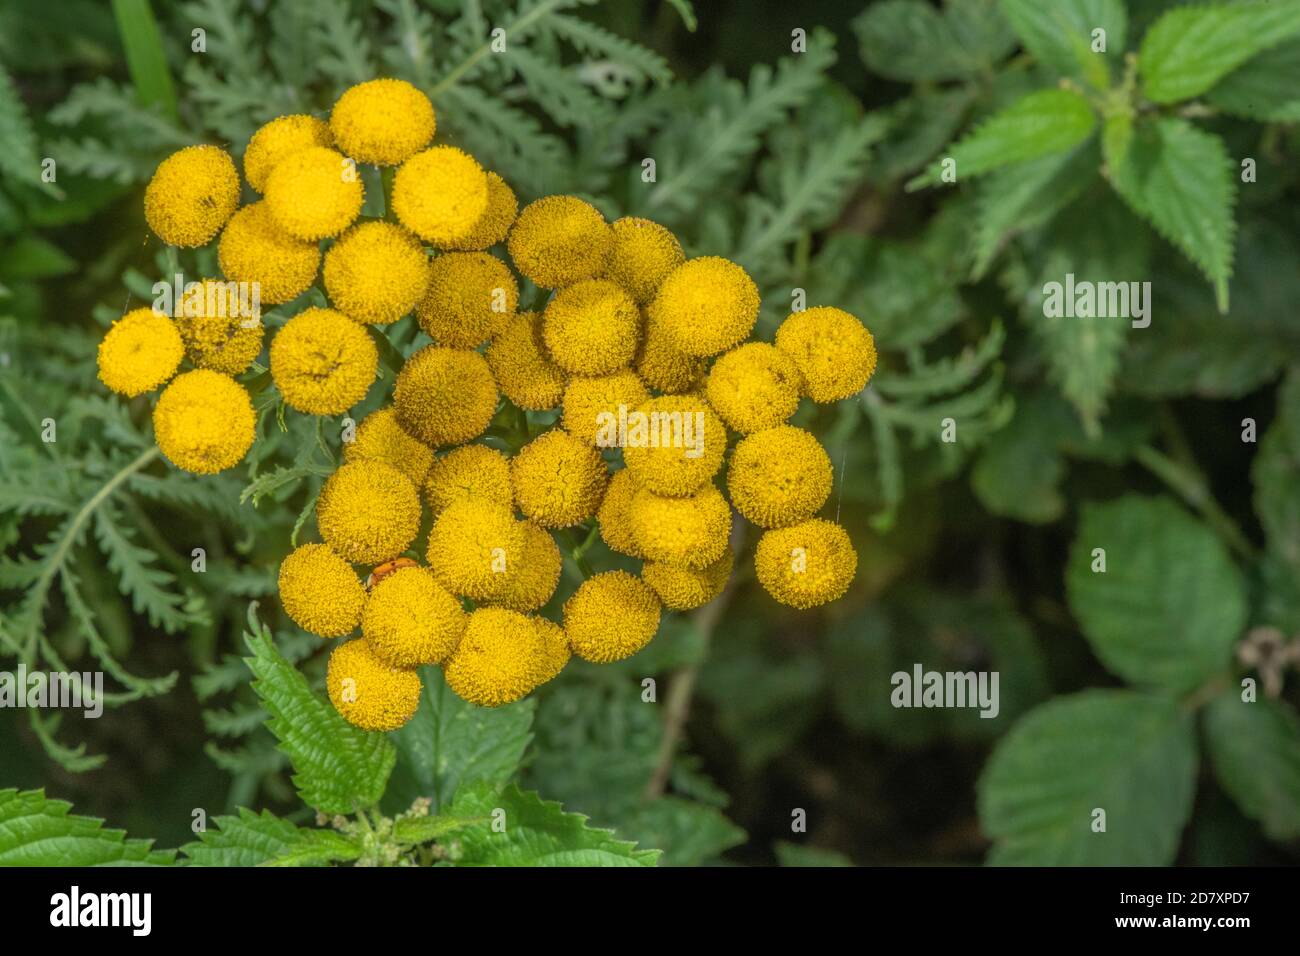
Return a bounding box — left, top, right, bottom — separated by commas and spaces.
365, 557, 418, 591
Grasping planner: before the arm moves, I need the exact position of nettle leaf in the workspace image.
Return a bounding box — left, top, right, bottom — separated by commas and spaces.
853, 0, 1015, 82
182, 808, 361, 867
909, 88, 1096, 190
448, 783, 660, 866
243, 615, 396, 815
616, 797, 746, 867
1109, 117, 1234, 311
1208, 38, 1300, 121
1203, 693, 1300, 842
1066, 495, 1246, 691
0, 789, 173, 866
998, 0, 1126, 83
1139, 0, 1300, 104
1251, 369, 1300, 570
978, 690, 1197, 865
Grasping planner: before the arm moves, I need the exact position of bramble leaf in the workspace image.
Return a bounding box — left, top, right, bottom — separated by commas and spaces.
1203, 693, 1300, 842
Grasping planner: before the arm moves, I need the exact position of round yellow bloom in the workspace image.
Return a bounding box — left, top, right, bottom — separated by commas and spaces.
330, 78, 435, 166
705, 342, 802, 434
443, 607, 549, 707
774, 306, 877, 402
243, 114, 334, 193
426, 499, 526, 602
327, 638, 422, 731
423, 444, 514, 517
362, 566, 466, 667
542, 278, 640, 375
489, 522, 562, 613
605, 217, 684, 304
316, 460, 422, 564
510, 428, 608, 528
394, 345, 499, 447
264, 146, 364, 240
277, 542, 366, 638
635, 309, 707, 393
755, 518, 857, 609
392, 146, 489, 245
727, 425, 833, 529
622, 394, 726, 496
439, 172, 517, 252
562, 369, 650, 446
416, 251, 518, 348
152, 369, 255, 474
642, 549, 733, 611
564, 571, 661, 663
628, 484, 731, 569
596, 468, 643, 558
649, 257, 759, 357
507, 195, 612, 289
485, 311, 567, 411
175, 278, 264, 375
343, 407, 434, 487
323, 221, 430, 325
218, 202, 321, 306
532, 616, 570, 684
270, 307, 377, 415
97, 308, 183, 397
144, 145, 239, 247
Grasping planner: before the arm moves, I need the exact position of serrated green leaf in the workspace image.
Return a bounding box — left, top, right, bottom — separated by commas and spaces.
1252, 369, 1300, 570
979, 690, 1197, 865
1207, 38, 1300, 120
182, 807, 361, 866
853, 0, 1015, 82
1203, 693, 1300, 842
998, 0, 1126, 82
0, 67, 44, 188
1066, 495, 1246, 690
0, 789, 173, 866
616, 797, 745, 867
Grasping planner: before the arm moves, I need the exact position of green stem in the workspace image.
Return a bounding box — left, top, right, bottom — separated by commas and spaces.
427, 0, 568, 98
1134, 445, 1256, 561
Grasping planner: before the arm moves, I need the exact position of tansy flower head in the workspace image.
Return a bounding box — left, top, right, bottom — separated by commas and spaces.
649, 256, 759, 357
343, 406, 434, 487
416, 251, 518, 348
97, 308, 183, 397
488, 521, 562, 613
278, 542, 366, 637
755, 518, 857, 609
423, 444, 513, 517
563, 570, 661, 663
642, 549, 733, 611
439, 171, 518, 251
562, 369, 650, 446
426, 498, 527, 602
705, 341, 802, 434
361, 565, 466, 667
330, 78, 435, 166
176, 278, 264, 375
394, 345, 499, 446
218, 202, 321, 306
727, 425, 832, 528
144, 145, 240, 247
327, 638, 422, 731
541, 278, 640, 376
510, 428, 608, 528
596, 468, 643, 558
532, 616, 570, 684
485, 311, 567, 411
392, 146, 489, 245
323, 221, 430, 325
622, 394, 726, 497
443, 607, 549, 707
316, 459, 422, 564
243, 114, 334, 193
635, 309, 707, 394
265, 146, 364, 240
153, 369, 255, 474
628, 483, 731, 569
507, 195, 612, 289
270, 307, 377, 415
605, 217, 684, 304
774, 306, 877, 402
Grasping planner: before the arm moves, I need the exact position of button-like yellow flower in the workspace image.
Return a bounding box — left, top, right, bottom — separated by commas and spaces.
217, 202, 321, 306
152, 369, 255, 474
488, 521, 562, 612
532, 616, 570, 684
542, 278, 640, 375
649, 256, 759, 357
507, 195, 612, 289
316, 459, 422, 564
264, 146, 365, 240
561, 369, 649, 446
96, 308, 184, 398
754, 518, 857, 608
622, 394, 726, 496
564, 570, 661, 663
443, 607, 550, 707
270, 306, 377, 415
422, 443, 514, 517
277, 542, 366, 637
485, 311, 567, 411
774, 306, 877, 402
330, 78, 435, 166
635, 308, 707, 393
361, 565, 466, 667
727, 425, 833, 529
243, 114, 334, 193
327, 638, 422, 731
415, 251, 518, 348
605, 217, 684, 304
642, 548, 733, 611
343, 406, 434, 487
144, 145, 240, 247
323, 221, 430, 325
705, 342, 802, 434
439, 171, 518, 251
628, 483, 731, 569
394, 345, 499, 446
426, 498, 527, 602
175, 278, 264, 375
510, 428, 608, 528
596, 468, 644, 558
392, 146, 489, 245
